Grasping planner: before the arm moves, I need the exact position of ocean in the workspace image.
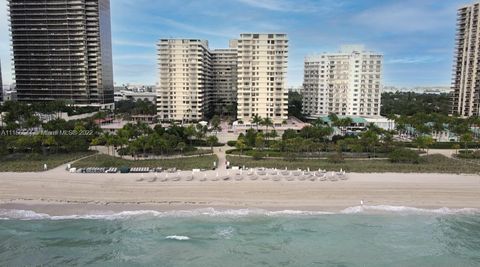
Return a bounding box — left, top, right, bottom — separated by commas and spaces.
1, 206, 480, 266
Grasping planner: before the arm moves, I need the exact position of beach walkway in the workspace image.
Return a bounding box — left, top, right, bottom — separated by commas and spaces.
213, 145, 228, 170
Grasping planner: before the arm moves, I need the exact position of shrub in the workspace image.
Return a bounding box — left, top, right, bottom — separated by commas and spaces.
251, 150, 264, 160
227, 140, 237, 147
389, 148, 421, 164
457, 150, 480, 159
190, 140, 224, 147
327, 153, 344, 164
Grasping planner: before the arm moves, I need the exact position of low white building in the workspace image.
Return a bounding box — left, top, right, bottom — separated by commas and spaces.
364, 117, 396, 131
114, 90, 156, 103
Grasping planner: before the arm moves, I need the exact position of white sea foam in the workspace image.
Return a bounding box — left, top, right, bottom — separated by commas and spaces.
165, 235, 190, 241
268, 210, 334, 216
340, 205, 480, 215
0, 206, 479, 220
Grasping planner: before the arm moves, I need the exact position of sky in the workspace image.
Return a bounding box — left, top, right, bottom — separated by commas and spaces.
0, 0, 472, 87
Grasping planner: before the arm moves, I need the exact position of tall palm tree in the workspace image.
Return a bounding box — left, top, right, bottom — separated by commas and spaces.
261, 117, 273, 143
101, 132, 113, 156
331, 117, 352, 136
184, 125, 196, 146
251, 114, 262, 132
328, 113, 339, 126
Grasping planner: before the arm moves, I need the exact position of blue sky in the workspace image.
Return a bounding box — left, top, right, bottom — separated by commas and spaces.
0, 0, 471, 87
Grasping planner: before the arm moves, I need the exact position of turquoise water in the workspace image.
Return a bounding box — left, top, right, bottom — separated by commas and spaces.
1, 208, 480, 266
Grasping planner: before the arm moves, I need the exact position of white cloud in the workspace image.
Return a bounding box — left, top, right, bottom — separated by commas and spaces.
236, 0, 299, 12
386, 56, 444, 64
155, 17, 235, 38
235, 0, 338, 13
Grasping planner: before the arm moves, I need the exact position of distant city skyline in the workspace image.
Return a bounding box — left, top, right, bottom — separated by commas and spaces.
0, 0, 471, 87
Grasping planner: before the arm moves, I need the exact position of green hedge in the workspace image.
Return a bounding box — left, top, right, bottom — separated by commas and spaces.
190, 140, 225, 147
456, 150, 480, 159
389, 148, 421, 164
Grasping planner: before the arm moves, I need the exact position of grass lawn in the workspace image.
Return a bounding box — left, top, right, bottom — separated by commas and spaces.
226, 154, 480, 174
72, 154, 218, 170
0, 151, 96, 172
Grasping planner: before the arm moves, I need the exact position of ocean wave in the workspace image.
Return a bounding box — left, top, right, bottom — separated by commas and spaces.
165, 235, 190, 241
0, 206, 479, 220
340, 205, 480, 215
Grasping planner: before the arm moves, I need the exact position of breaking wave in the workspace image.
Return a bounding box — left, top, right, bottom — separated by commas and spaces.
165, 235, 190, 241
0, 206, 478, 220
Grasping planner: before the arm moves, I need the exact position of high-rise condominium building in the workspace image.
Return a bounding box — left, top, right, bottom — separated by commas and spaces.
8, 0, 114, 107
235, 33, 289, 125
451, 2, 480, 117
157, 33, 287, 123
211, 48, 237, 115
157, 39, 212, 122
302, 45, 382, 117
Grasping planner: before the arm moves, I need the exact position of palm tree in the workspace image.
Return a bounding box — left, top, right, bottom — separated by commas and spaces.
136, 135, 149, 157
269, 129, 278, 140
235, 138, 246, 154
177, 142, 186, 154
460, 133, 473, 151
261, 117, 273, 143
184, 125, 196, 146
206, 136, 218, 151
328, 113, 339, 125
116, 129, 129, 158
102, 132, 113, 156
339, 117, 353, 135
313, 117, 325, 128
90, 137, 102, 159
251, 114, 262, 132
195, 123, 207, 141
210, 115, 222, 136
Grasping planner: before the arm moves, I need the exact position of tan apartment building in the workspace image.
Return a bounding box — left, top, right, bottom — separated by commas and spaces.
156, 39, 212, 122
302, 45, 382, 117
235, 33, 289, 125
451, 2, 480, 117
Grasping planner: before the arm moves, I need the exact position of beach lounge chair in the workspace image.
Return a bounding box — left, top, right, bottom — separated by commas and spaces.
329, 172, 338, 182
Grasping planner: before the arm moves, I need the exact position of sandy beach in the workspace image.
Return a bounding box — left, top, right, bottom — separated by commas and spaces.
0, 169, 480, 215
